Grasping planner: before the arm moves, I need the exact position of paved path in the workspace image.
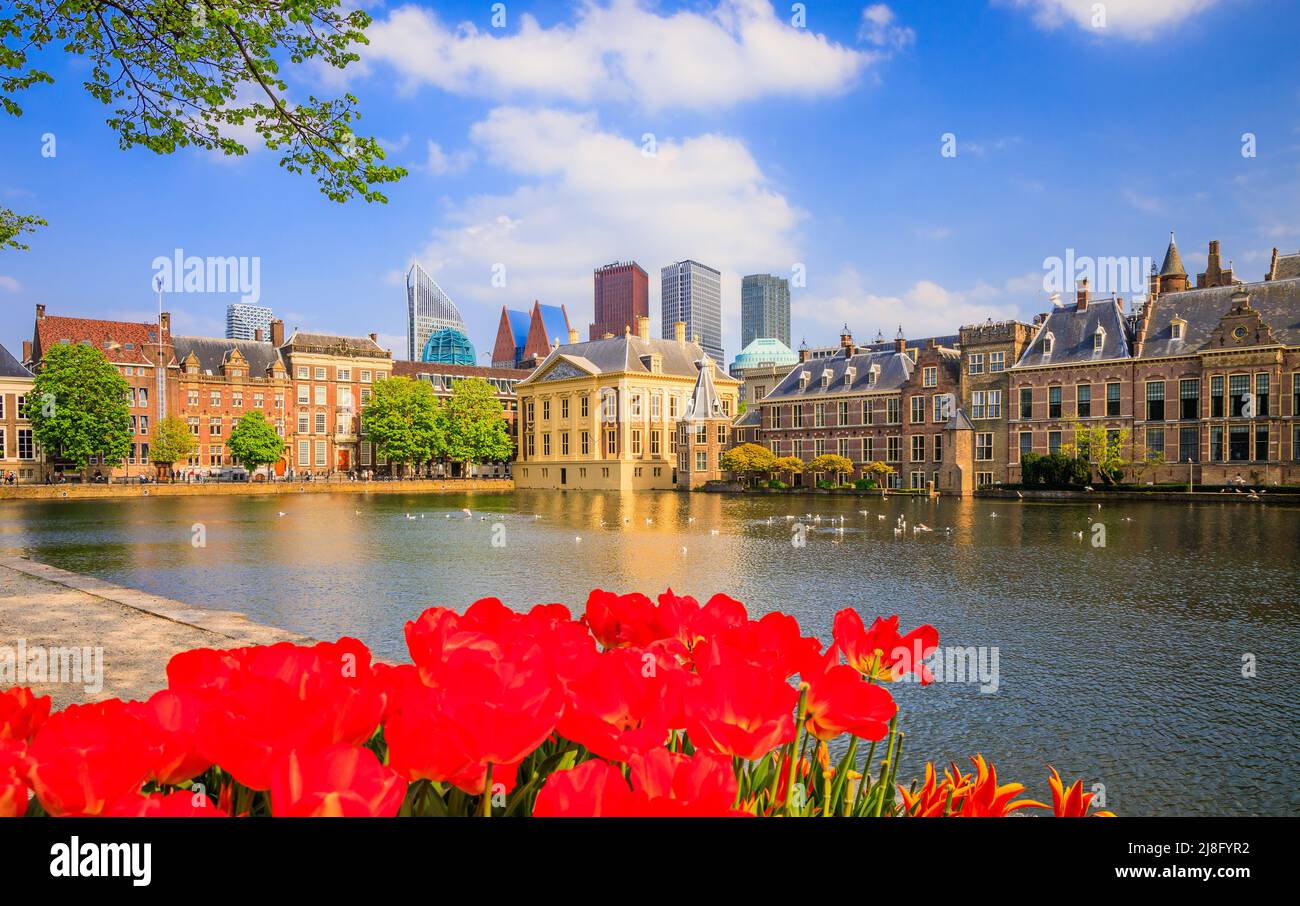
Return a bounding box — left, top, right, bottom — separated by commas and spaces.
0, 557, 312, 709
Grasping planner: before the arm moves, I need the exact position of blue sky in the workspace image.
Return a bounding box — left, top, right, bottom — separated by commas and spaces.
2, 0, 1298, 363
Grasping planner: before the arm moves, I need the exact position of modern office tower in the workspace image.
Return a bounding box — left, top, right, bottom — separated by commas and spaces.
740, 274, 791, 348
406, 263, 467, 362
225, 303, 274, 341
661, 259, 723, 362
591, 261, 649, 340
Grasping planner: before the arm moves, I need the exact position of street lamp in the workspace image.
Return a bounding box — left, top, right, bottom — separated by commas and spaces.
1185, 456, 1193, 493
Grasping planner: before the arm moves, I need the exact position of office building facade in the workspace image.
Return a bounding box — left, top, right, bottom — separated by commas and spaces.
591, 262, 649, 341
661, 259, 723, 363
406, 263, 467, 362
225, 303, 274, 341
740, 274, 791, 348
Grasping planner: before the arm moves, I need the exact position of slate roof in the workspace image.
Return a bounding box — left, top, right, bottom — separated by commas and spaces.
522, 334, 732, 384
763, 349, 914, 401
682, 357, 726, 422
733, 408, 761, 428
1269, 251, 1300, 281
1140, 277, 1300, 358
946, 409, 976, 431
282, 332, 389, 358
1015, 299, 1131, 368
0, 343, 32, 378
1160, 235, 1187, 277
35, 315, 168, 366
174, 336, 285, 376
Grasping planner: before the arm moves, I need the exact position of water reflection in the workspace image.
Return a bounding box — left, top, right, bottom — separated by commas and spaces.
2, 489, 1297, 816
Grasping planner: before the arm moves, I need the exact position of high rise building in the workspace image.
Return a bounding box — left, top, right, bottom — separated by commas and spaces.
591, 261, 649, 341
661, 260, 723, 362
226, 303, 273, 341
740, 274, 791, 348
406, 263, 467, 362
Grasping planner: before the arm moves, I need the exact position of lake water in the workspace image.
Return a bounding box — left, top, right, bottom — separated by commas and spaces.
2, 489, 1297, 816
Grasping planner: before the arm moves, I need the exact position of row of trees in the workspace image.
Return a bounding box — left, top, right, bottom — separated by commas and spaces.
23, 344, 512, 478
719, 443, 896, 488
1022, 424, 1166, 487
359, 376, 513, 474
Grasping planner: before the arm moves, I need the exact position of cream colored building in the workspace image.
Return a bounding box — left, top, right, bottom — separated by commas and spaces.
515, 319, 740, 491
0, 343, 38, 482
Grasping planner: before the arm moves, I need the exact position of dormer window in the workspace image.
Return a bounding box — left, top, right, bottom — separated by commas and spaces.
1171, 318, 1185, 341
820, 370, 830, 388
798, 370, 811, 390
844, 367, 855, 387
1042, 333, 1054, 356
1093, 327, 1105, 353
868, 364, 880, 385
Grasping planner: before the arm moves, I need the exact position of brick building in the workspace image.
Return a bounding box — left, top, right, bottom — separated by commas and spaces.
754, 328, 966, 491
590, 261, 649, 341
0, 343, 37, 482
491, 301, 571, 369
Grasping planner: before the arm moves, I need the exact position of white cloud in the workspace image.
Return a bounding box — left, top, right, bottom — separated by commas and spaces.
407, 106, 803, 356
1122, 188, 1165, 214
0, 275, 20, 293
858, 4, 916, 49
421, 140, 474, 176
365, 0, 879, 110
1002, 0, 1221, 39
795, 266, 1028, 340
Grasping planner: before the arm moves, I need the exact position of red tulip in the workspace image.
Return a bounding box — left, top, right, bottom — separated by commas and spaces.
557, 648, 687, 762
0, 739, 31, 818
684, 655, 797, 760
271, 744, 407, 817
801, 652, 897, 742
0, 687, 51, 743
626, 748, 743, 816
1044, 766, 1115, 817
104, 790, 226, 817
127, 690, 211, 786
533, 759, 638, 817
583, 589, 659, 649
833, 610, 939, 683
25, 700, 154, 816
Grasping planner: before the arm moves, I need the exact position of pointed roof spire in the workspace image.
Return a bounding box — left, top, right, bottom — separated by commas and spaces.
682, 354, 723, 422
1160, 231, 1187, 278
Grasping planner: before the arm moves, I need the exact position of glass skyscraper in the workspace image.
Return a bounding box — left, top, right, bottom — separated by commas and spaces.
661, 259, 723, 362
740, 274, 791, 348
225, 303, 274, 341
406, 263, 467, 362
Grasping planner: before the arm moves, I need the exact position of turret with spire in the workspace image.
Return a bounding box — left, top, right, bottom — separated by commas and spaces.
1157, 231, 1189, 295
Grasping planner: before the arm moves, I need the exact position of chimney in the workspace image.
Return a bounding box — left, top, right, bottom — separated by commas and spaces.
840, 324, 853, 351
568, 327, 578, 344
691, 333, 700, 345
636, 315, 650, 338
673, 321, 686, 344
35, 303, 45, 321
270, 318, 284, 346
798, 346, 810, 363
254, 328, 264, 343
160, 311, 171, 334
1267, 247, 1280, 281
22, 340, 32, 363
894, 337, 906, 353
1076, 278, 1089, 311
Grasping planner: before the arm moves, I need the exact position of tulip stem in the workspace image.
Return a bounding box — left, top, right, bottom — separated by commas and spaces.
784, 684, 809, 817
853, 739, 877, 816
481, 763, 493, 818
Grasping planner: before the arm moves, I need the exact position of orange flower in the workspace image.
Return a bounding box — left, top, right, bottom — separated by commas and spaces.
1044, 766, 1115, 817
900, 755, 1041, 817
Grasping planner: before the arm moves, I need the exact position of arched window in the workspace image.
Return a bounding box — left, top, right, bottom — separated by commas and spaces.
1042, 332, 1054, 355
1094, 327, 1106, 352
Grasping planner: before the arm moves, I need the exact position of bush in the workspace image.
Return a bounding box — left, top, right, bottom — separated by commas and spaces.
1021, 452, 1089, 487
854, 478, 878, 490
766, 479, 790, 490
816, 480, 834, 490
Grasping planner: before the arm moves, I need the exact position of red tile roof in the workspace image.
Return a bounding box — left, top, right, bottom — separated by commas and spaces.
35, 316, 171, 366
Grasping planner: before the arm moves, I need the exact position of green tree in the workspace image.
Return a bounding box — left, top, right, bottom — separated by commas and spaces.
1068, 424, 1129, 485
225, 410, 284, 474
149, 414, 197, 477
719, 443, 776, 487
1, 208, 46, 251
2, 1, 405, 249
438, 378, 513, 474
808, 453, 854, 486
25, 342, 131, 472
362, 376, 440, 473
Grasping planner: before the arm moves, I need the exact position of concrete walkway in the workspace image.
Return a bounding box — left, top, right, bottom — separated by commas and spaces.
0, 557, 312, 709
